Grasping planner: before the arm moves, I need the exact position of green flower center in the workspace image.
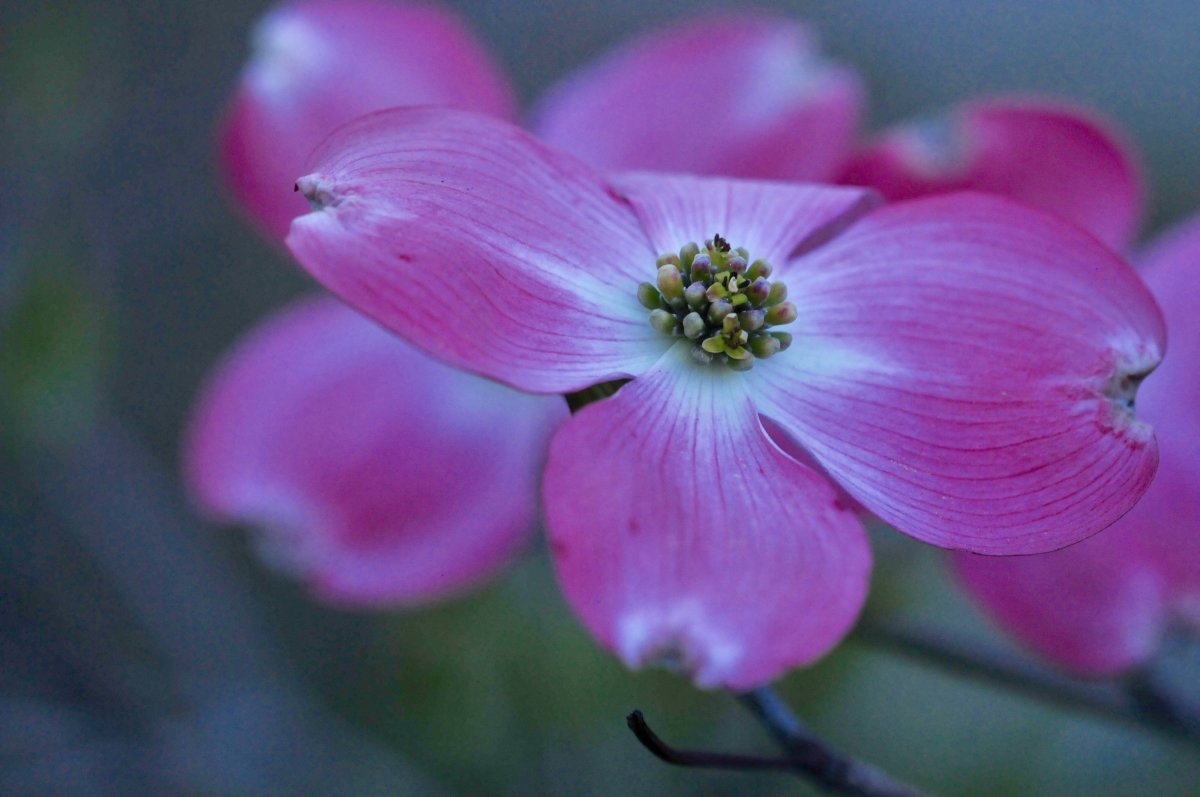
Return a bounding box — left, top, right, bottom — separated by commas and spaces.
637, 234, 796, 371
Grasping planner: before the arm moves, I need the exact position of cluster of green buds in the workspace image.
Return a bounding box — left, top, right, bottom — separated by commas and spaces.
637, 234, 797, 371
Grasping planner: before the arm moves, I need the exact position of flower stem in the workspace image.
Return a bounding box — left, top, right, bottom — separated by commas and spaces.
737, 687, 936, 797
626, 710, 803, 773
855, 619, 1200, 743
626, 693, 936, 796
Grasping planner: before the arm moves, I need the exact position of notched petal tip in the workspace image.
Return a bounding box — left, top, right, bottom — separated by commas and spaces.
1085, 345, 1161, 443
294, 173, 339, 211
617, 603, 744, 690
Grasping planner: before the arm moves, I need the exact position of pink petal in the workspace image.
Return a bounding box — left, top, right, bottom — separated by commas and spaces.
750, 193, 1164, 554
543, 343, 871, 690
840, 97, 1144, 250
612, 172, 878, 264
219, 0, 515, 241
531, 11, 862, 181
287, 108, 669, 394
949, 212, 1200, 674
184, 296, 565, 607
952, 534, 1168, 676
1132, 214, 1200, 605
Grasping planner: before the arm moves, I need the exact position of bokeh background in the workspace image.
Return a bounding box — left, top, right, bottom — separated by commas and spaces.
3, 1, 1199, 795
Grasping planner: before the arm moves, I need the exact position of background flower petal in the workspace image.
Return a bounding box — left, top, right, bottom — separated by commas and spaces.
840, 97, 1144, 250
184, 296, 565, 607
532, 11, 862, 181
220, 0, 516, 241
612, 172, 878, 264
287, 108, 669, 394
750, 194, 1164, 554
1127, 213, 1200, 606
952, 534, 1167, 676
543, 343, 871, 690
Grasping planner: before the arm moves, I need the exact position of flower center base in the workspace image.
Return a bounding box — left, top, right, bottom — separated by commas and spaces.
637, 235, 797, 371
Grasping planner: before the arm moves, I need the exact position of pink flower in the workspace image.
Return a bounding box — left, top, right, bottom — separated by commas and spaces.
185, 295, 564, 607
530, 11, 863, 183
953, 212, 1200, 676
285, 106, 1164, 688
219, 0, 514, 241
838, 97, 1144, 251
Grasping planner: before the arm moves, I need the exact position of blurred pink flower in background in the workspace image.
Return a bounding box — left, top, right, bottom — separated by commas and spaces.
530, 12, 862, 182
839, 97, 1144, 251
199, 0, 547, 608
219, 0, 515, 240
286, 106, 1162, 687
954, 212, 1200, 676
185, 295, 564, 606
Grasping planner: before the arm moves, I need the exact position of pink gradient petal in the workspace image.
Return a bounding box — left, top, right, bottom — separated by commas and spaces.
949, 212, 1200, 674
1135, 213, 1200, 602
532, 11, 862, 181
287, 108, 669, 394
220, 0, 515, 241
749, 193, 1164, 554
840, 97, 1144, 250
543, 343, 871, 690
952, 535, 1167, 676
612, 172, 878, 264
184, 295, 565, 607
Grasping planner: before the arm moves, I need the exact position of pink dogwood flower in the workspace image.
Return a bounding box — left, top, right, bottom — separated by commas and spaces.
285, 106, 1164, 688
185, 295, 564, 606
953, 212, 1200, 676
838, 97, 1144, 251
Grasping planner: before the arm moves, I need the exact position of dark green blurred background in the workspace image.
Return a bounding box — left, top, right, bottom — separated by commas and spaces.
3, 1, 1198, 795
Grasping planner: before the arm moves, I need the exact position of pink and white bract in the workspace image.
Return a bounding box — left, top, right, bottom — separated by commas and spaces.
531, 12, 862, 183
184, 295, 564, 607
954, 212, 1200, 676
285, 107, 1164, 688
219, 0, 514, 241
840, 97, 1144, 251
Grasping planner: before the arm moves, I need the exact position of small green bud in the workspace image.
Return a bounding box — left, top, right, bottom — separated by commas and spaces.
738, 309, 765, 332
690, 253, 713, 281
726, 255, 747, 274
745, 277, 770, 305
657, 264, 684, 301
682, 312, 706, 339
765, 301, 797, 326
749, 334, 781, 358
637, 282, 662, 310
701, 336, 726, 354
725, 345, 750, 360
649, 308, 679, 334
747, 259, 773, 280
707, 299, 733, 324
769, 331, 793, 351
684, 281, 708, 309
656, 253, 681, 268
730, 292, 750, 307
679, 241, 700, 270
765, 281, 788, 306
